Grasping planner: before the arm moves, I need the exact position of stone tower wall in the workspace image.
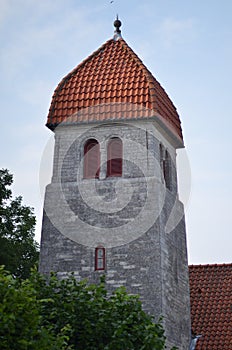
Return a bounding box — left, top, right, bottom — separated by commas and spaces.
39, 120, 191, 349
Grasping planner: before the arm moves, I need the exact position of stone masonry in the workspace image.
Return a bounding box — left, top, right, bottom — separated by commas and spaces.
39, 119, 191, 349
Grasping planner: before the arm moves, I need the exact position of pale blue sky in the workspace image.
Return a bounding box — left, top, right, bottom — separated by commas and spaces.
1, 0, 231, 264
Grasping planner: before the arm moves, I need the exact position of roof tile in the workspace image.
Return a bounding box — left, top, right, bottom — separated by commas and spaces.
189, 263, 232, 350
46, 37, 183, 141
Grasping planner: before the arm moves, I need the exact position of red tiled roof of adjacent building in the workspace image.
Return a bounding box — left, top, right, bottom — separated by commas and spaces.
189, 263, 232, 350
47, 37, 183, 141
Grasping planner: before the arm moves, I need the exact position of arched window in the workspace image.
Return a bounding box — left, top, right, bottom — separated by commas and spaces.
84, 139, 100, 179
107, 138, 122, 177
95, 247, 105, 271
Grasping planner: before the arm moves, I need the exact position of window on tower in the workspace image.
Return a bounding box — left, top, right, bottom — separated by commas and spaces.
84, 139, 100, 179
160, 144, 172, 191
107, 137, 122, 177
163, 150, 172, 190
95, 247, 106, 271
159, 143, 164, 172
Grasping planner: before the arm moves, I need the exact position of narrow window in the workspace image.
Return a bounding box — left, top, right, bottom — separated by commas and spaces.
164, 150, 171, 190
107, 138, 122, 177
159, 144, 164, 176
95, 247, 105, 271
160, 144, 171, 190
84, 139, 100, 179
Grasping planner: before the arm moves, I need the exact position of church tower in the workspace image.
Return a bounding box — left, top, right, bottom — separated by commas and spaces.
39, 19, 191, 349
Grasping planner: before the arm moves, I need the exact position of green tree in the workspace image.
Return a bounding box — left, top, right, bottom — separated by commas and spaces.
0, 169, 39, 279
0, 267, 72, 350
33, 273, 168, 350
0, 267, 177, 350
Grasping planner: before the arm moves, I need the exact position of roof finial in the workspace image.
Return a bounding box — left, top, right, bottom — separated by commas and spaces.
113, 15, 122, 40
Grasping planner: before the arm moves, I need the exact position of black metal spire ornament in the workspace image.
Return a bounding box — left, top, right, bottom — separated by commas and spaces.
113, 15, 122, 40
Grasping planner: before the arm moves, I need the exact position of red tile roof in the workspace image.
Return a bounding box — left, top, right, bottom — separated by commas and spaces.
47, 37, 183, 141
189, 264, 232, 350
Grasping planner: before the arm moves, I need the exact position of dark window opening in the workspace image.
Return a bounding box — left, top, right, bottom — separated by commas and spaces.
95, 247, 105, 271
107, 138, 122, 177
164, 150, 171, 190
159, 144, 164, 174
84, 139, 100, 179
160, 144, 171, 191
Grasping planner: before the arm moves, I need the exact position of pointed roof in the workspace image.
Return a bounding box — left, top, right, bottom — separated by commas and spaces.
47, 36, 183, 142
189, 263, 232, 350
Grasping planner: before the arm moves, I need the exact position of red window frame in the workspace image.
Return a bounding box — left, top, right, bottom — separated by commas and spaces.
107, 138, 122, 177
95, 247, 106, 271
84, 139, 100, 179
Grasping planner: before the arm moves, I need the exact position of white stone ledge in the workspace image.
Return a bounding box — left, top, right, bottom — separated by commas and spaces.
123, 265, 135, 269
81, 267, 91, 271
131, 283, 142, 287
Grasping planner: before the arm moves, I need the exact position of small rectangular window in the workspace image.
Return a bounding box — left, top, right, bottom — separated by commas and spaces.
95, 247, 106, 271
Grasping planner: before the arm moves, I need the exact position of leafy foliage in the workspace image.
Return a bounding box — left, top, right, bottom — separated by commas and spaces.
0, 268, 177, 349
0, 267, 71, 350
0, 169, 39, 279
